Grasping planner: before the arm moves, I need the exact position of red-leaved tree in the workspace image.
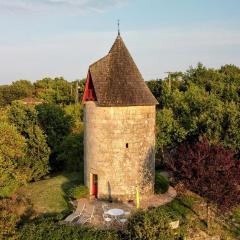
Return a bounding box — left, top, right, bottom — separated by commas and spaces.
168, 137, 240, 211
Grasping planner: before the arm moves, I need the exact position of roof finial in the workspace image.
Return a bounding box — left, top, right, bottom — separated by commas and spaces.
117, 19, 120, 36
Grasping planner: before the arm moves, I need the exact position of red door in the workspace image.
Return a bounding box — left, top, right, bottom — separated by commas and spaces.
92, 174, 98, 198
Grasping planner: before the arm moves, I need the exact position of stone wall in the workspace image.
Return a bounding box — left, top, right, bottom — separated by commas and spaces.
84, 101, 156, 201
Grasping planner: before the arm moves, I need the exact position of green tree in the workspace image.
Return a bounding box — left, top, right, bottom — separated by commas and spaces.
36, 103, 73, 170
151, 64, 240, 162
0, 80, 33, 107
0, 122, 26, 197
8, 102, 50, 181
34, 77, 73, 104
156, 108, 187, 152
64, 104, 83, 133
222, 102, 240, 151
11, 80, 34, 99
56, 133, 84, 171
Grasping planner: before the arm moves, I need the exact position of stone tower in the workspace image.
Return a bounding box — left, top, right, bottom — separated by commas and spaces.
82, 35, 158, 201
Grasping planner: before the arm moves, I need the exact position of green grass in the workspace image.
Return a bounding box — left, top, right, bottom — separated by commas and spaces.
67, 185, 89, 199
160, 194, 239, 240
18, 172, 83, 214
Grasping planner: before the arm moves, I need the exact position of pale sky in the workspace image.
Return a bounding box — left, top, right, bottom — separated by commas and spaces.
0, 0, 240, 84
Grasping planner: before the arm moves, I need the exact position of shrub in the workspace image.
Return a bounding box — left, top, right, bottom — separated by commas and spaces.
168, 137, 240, 211
67, 186, 89, 199
18, 213, 120, 240
0, 196, 31, 240
127, 208, 179, 240
155, 172, 169, 194
0, 199, 20, 240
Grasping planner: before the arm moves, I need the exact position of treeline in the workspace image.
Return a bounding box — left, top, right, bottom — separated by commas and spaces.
148, 64, 240, 158
0, 77, 86, 106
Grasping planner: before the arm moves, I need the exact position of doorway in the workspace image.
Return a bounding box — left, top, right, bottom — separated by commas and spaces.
91, 174, 98, 198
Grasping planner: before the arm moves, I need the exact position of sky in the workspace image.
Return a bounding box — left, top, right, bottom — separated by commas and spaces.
0, 0, 240, 84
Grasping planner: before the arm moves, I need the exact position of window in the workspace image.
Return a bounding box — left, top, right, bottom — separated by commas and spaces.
126, 143, 129, 148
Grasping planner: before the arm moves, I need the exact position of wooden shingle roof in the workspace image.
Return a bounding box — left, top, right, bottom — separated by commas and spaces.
88, 35, 158, 106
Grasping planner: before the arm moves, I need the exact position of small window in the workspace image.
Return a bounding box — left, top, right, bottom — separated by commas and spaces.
126, 143, 128, 148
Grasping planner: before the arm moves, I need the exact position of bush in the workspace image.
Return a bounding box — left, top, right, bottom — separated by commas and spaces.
67, 186, 89, 199
168, 137, 240, 211
0, 196, 31, 240
0, 199, 20, 240
127, 208, 179, 240
18, 213, 120, 240
155, 172, 169, 194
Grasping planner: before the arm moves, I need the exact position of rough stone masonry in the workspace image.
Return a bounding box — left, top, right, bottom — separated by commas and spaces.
82, 34, 158, 201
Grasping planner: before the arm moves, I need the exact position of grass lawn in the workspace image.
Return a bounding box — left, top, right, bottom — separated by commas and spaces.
17, 172, 83, 214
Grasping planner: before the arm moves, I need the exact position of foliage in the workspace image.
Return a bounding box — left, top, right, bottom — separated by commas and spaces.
64, 104, 83, 121
18, 213, 120, 240
77, 78, 86, 101
168, 138, 240, 211
127, 208, 179, 240
0, 198, 21, 240
0, 122, 26, 197
156, 108, 187, 151
67, 185, 89, 200
8, 102, 50, 181
151, 64, 240, 157
36, 103, 73, 170
56, 133, 84, 171
34, 77, 73, 104
64, 104, 84, 131
0, 80, 33, 107
155, 172, 169, 194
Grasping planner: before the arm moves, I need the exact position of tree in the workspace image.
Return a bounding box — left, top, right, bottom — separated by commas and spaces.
36, 103, 73, 170
8, 102, 50, 181
222, 102, 240, 151
34, 77, 73, 104
11, 80, 34, 99
149, 65, 240, 157
0, 80, 33, 107
77, 78, 86, 101
0, 122, 26, 197
56, 133, 83, 171
168, 138, 240, 211
156, 108, 187, 165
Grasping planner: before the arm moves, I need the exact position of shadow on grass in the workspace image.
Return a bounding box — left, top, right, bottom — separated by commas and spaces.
160, 196, 208, 228
60, 166, 85, 210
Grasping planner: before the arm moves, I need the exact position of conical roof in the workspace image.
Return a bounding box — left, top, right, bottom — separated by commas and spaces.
88, 35, 158, 106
